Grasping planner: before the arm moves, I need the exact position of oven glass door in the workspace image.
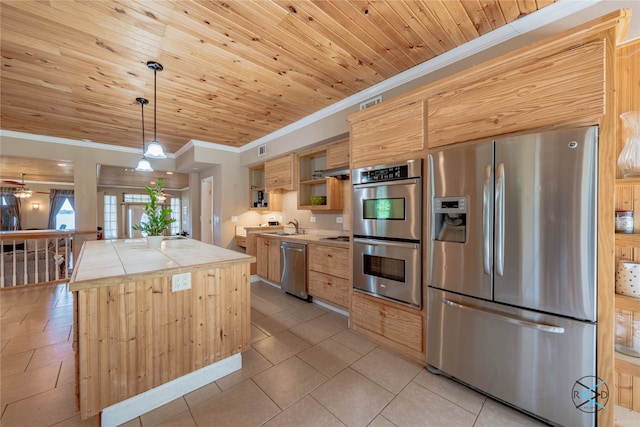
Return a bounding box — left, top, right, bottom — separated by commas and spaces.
352, 178, 421, 240
353, 237, 421, 307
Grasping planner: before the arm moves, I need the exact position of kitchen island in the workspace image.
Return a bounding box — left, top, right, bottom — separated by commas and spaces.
69, 238, 254, 424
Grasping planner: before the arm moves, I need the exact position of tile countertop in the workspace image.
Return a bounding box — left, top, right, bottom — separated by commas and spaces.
70, 238, 255, 289
235, 225, 284, 236
255, 231, 350, 247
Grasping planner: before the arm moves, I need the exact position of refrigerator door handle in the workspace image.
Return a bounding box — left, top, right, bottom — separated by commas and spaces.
495, 163, 505, 276
441, 298, 566, 334
483, 164, 492, 275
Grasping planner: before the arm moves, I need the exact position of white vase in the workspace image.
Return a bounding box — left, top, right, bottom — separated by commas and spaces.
617, 111, 640, 177
146, 236, 163, 249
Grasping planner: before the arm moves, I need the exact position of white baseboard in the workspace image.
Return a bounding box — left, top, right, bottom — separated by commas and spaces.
101, 353, 242, 427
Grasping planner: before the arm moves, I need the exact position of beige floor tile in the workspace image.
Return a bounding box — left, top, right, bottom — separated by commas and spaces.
51, 413, 101, 426
251, 324, 269, 343
1, 325, 71, 355
190, 379, 280, 427
252, 310, 302, 336
184, 381, 222, 408
283, 303, 328, 323
253, 356, 327, 409
119, 417, 142, 427
251, 294, 286, 316
318, 311, 349, 330
1, 362, 60, 405
45, 310, 75, 331
154, 409, 197, 427
27, 339, 74, 370
252, 330, 311, 365
330, 329, 377, 355
312, 368, 394, 427
368, 415, 397, 427
0, 349, 33, 378
298, 338, 362, 378
215, 347, 273, 391
1, 382, 78, 427
473, 398, 547, 427
351, 347, 422, 394
57, 357, 76, 387
1, 317, 48, 339
289, 315, 343, 345
382, 381, 477, 427
413, 369, 485, 415
263, 395, 345, 427
140, 397, 189, 427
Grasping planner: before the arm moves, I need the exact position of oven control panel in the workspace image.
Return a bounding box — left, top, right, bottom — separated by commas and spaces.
353, 159, 421, 184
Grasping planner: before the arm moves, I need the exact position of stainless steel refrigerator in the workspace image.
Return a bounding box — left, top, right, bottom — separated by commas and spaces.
427, 126, 598, 427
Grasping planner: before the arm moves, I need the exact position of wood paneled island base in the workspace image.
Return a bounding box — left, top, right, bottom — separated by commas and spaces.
69, 238, 255, 422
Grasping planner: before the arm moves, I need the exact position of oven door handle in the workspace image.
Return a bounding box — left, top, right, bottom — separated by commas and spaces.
353, 237, 419, 249
353, 178, 420, 189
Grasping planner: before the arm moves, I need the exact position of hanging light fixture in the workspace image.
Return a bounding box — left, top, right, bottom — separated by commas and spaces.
14, 173, 33, 199
144, 61, 167, 159
135, 97, 153, 172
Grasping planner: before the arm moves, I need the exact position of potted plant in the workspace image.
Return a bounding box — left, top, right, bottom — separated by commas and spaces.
133, 178, 175, 248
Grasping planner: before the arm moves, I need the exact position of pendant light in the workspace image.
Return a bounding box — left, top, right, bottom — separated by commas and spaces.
14, 173, 33, 199
144, 61, 167, 159
135, 97, 153, 172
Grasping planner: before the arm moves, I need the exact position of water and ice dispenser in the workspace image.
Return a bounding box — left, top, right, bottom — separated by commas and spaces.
433, 197, 468, 243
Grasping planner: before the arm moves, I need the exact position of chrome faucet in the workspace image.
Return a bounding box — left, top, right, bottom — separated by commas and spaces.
287, 219, 299, 234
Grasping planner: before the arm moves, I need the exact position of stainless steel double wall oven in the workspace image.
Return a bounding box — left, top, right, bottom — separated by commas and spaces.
352, 159, 422, 307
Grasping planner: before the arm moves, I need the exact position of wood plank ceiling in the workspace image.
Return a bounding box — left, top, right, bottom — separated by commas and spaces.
1, 0, 556, 156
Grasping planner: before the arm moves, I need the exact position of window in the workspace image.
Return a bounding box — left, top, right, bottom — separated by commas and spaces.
103, 194, 117, 239
170, 197, 181, 235
55, 198, 75, 230
124, 194, 151, 203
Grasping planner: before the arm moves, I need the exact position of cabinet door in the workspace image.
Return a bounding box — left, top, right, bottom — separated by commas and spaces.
265, 153, 297, 192
256, 236, 269, 278
326, 138, 350, 169
308, 245, 349, 279
350, 99, 425, 168
267, 238, 281, 283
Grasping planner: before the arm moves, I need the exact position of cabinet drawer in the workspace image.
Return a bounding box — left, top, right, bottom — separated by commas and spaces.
350, 291, 423, 353
235, 236, 247, 248
308, 271, 350, 308
308, 245, 349, 279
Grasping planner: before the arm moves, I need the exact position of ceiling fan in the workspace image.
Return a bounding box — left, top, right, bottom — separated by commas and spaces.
1, 173, 50, 197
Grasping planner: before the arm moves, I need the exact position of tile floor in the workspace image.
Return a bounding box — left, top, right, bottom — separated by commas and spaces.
1, 280, 639, 427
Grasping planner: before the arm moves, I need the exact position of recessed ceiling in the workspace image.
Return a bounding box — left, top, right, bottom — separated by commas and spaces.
1, 0, 559, 154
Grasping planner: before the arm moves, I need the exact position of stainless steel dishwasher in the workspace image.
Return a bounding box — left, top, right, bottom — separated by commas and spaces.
280, 241, 309, 301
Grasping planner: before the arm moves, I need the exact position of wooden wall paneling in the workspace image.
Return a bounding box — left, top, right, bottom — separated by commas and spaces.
427, 41, 605, 148
75, 263, 251, 419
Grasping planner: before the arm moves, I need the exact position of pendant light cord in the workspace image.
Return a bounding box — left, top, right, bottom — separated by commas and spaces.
153, 68, 157, 143
141, 100, 146, 152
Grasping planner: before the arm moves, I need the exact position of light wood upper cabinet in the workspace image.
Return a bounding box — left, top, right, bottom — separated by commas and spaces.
265, 153, 297, 192
298, 146, 344, 211
349, 98, 425, 168
249, 165, 282, 211
325, 138, 350, 169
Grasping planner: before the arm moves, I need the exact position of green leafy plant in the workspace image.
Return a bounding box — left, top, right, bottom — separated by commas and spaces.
132, 178, 175, 236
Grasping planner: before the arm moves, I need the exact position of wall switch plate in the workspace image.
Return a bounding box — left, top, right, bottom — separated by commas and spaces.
336, 217, 343, 224
172, 272, 191, 292
310, 216, 316, 223
231, 216, 238, 223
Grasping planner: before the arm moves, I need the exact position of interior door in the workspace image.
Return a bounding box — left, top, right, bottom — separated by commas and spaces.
201, 177, 214, 245
429, 139, 494, 300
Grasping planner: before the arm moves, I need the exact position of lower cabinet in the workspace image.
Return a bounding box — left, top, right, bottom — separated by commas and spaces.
350, 291, 425, 364
256, 236, 281, 283
308, 244, 350, 309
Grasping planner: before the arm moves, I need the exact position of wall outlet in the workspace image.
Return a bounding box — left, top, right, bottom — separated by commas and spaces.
336, 217, 343, 224
310, 216, 316, 223
172, 272, 191, 292
231, 216, 238, 223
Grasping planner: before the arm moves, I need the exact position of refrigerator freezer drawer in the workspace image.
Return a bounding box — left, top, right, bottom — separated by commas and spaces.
427, 288, 596, 427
